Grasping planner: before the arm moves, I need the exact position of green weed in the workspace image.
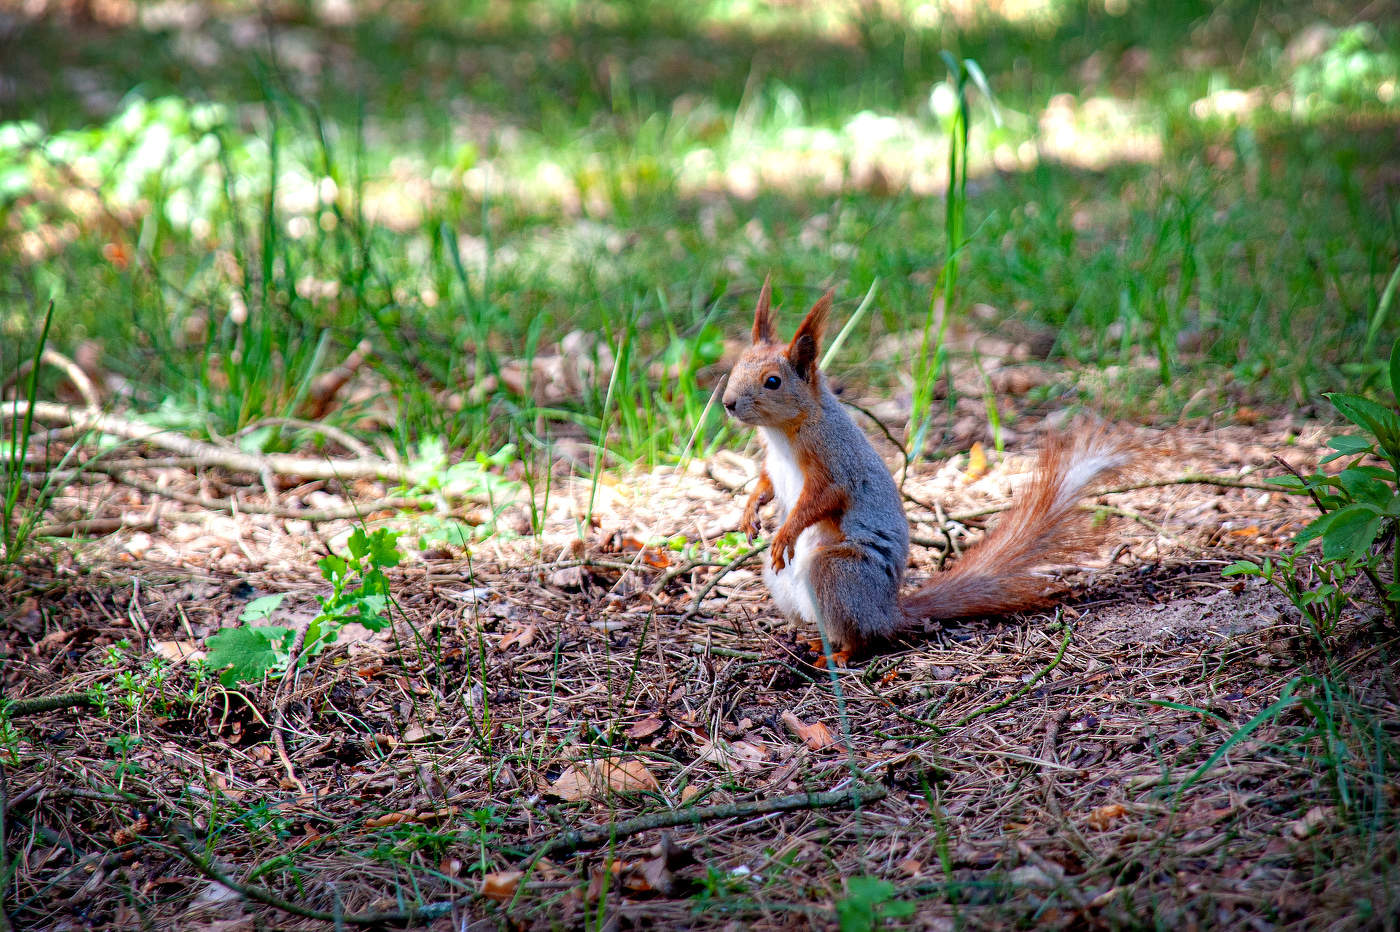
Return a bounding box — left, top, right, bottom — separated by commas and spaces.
835, 876, 916, 932
205, 526, 402, 686
1, 302, 75, 564
1225, 338, 1400, 629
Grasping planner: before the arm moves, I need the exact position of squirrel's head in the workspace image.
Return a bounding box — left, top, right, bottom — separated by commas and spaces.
722, 275, 833, 429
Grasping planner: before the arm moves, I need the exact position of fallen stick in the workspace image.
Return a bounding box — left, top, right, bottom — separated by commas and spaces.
525, 783, 887, 864
165, 783, 887, 925
681, 543, 765, 619
88, 466, 429, 522
33, 515, 157, 538
3, 692, 94, 718
4, 401, 418, 489
1, 350, 101, 409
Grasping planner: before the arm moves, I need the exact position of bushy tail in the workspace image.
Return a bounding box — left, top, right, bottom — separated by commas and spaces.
900, 430, 1133, 625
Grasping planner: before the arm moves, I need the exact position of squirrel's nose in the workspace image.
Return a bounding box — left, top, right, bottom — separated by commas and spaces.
723, 399, 737, 415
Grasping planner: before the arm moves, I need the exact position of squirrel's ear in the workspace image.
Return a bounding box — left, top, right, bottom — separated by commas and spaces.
751, 274, 776, 344
786, 288, 833, 381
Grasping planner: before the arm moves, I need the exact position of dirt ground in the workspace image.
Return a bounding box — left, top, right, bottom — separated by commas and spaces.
4, 414, 1398, 930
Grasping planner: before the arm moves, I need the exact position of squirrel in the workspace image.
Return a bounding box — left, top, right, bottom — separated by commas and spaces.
721, 277, 1133, 660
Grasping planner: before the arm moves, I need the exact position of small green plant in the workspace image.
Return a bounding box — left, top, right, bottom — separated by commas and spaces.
835, 876, 915, 932
689, 865, 752, 914
407, 438, 520, 502
2, 301, 79, 565
104, 733, 144, 789
205, 527, 403, 686
86, 682, 111, 718
1225, 339, 1400, 628
0, 704, 22, 764
908, 55, 997, 460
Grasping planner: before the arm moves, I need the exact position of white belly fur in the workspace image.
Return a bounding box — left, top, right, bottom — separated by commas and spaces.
763, 525, 823, 624
757, 427, 823, 625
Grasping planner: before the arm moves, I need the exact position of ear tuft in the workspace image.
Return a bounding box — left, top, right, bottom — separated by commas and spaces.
751, 274, 776, 344
786, 289, 833, 380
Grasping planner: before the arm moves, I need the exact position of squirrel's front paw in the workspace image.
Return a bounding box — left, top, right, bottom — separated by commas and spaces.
769, 531, 796, 571
740, 511, 762, 541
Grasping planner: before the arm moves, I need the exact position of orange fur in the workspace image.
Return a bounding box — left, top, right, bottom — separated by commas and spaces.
900, 431, 1132, 625
741, 470, 774, 539
769, 452, 848, 571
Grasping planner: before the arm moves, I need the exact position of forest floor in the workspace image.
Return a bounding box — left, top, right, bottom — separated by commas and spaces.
5, 406, 1397, 930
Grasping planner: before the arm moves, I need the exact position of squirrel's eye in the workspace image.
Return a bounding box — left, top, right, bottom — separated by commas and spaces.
763, 375, 781, 390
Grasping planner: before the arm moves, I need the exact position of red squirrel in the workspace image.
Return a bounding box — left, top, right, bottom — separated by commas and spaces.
721, 278, 1133, 659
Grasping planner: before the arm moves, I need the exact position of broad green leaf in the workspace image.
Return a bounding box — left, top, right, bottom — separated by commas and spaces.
1327, 392, 1400, 448
1297, 509, 1344, 544
206, 625, 291, 686
1389, 338, 1400, 400
883, 900, 917, 919
844, 876, 895, 905
1338, 469, 1392, 508
318, 553, 348, 583
1320, 434, 1373, 464
238, 593, 286, 622
1221, 561, 1262, 577
1320, 503, 1384, 561
366, 528, 402, 567
347, 527, 369, 562
1327, 435, 1373, 455
354, 594, 390, 629
1350, 464, 1397, 481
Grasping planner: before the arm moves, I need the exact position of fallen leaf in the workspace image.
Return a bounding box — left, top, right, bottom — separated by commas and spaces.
1085, 803, 1129, 831
965, 441, 988, 480
549, 566, 587, 590
548, 767, 590, 801
498, 623, 538, 651
152, 640, 205, 664
626, 717, 665, 740
402, 724, 444, 744
364, 810, 415, 829
1287, 805, 1329, 839
548, 759, 660, 801
586, 862, 620, 900
480, 870, 523, 903
34, 629, 71, 653
602, 758, 661, 793
696, 739, 768, 771
416, 806, 460, 824
780, 711, 836, 750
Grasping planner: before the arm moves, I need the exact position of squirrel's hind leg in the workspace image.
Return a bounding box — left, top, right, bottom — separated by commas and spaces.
808, 543, 902, 656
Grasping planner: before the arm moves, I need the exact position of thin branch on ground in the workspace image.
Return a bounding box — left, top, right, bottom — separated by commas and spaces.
233, 416, 376, 459
682, 543, 765, 619
3, 692, 93, 718
1, 350, 101, 410
32, 515, 158, 538
526, 784, 888, 864
86, 465, 430, 521
3, 401, 448, 492
165, 784, 887, 925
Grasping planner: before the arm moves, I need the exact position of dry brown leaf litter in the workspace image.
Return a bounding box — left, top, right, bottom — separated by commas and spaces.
2, 417, 1397, 930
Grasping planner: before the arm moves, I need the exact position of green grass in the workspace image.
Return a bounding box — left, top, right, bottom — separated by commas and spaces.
1, 0, 1397, 472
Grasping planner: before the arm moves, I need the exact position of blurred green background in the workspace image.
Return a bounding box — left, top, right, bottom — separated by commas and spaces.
2, 0, 1398, 467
